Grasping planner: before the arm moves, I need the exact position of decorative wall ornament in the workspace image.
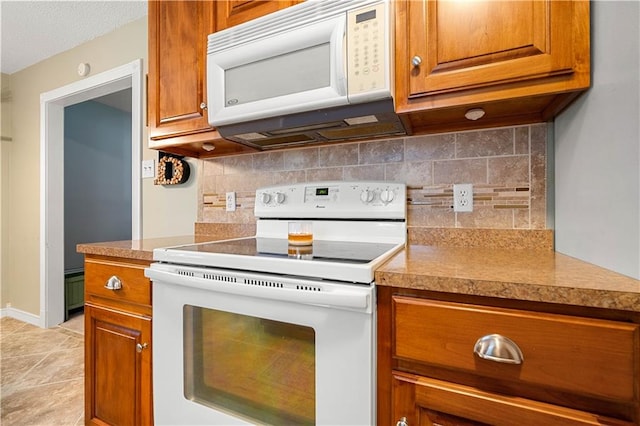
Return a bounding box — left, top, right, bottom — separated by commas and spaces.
154, 152, 190, 185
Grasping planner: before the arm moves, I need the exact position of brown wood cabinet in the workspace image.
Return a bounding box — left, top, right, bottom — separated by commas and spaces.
84, 255, 153, 426
147, 0, 257, 158
377, 287, 640, 426
394, 0, 590, 134
215, 0, 300, 31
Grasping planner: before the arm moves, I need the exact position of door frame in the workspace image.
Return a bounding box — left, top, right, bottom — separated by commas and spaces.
40, 59, 143, 328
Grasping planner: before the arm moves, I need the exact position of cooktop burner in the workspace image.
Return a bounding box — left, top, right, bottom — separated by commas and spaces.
170, 237, 399, 264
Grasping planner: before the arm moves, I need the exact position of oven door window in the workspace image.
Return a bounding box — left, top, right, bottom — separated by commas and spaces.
184, 305, 316, 425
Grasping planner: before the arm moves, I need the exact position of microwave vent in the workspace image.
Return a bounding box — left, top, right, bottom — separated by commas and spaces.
218, 98, 407, 150
318, 122, 404, 140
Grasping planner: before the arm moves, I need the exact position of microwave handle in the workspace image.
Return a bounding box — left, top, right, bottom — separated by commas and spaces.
331, 16, 347, 96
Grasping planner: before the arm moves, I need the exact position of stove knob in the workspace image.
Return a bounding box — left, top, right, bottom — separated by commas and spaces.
380, 189, 395, 204
360, 189, 375, 204
260, 192, 272, 205
275, 192, 286, 204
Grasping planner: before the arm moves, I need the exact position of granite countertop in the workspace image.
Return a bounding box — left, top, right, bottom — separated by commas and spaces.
76, 235, 204, 261
77, 225, 640, 313
76, 223, 258, 261
376, 245, 640, 313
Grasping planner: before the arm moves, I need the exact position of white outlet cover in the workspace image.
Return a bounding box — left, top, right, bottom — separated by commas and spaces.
226, 192, 236, 212
142, 159, 155, 179
453, 183, 473, 212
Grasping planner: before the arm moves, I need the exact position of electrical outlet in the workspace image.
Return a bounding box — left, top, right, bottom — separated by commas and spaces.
142, 159, 155, 179
226, 192, 236, 212
453, 183, 473, 212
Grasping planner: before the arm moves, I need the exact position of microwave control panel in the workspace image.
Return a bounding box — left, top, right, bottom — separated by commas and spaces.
347, 1, 388, 98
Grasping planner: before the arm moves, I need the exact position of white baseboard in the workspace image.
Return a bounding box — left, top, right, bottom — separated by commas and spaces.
0, 307, 42, 327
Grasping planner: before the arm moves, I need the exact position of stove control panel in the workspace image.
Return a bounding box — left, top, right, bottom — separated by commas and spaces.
255, 181, 406, 219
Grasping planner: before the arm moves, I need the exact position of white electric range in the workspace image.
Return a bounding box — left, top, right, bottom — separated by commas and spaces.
146, 181, 406, 425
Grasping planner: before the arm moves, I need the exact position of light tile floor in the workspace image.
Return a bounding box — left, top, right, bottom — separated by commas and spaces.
1, 314, 84, 425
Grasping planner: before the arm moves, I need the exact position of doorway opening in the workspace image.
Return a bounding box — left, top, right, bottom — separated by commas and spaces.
40, 60, 142, 328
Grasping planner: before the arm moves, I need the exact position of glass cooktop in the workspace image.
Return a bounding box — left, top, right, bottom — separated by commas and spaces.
169, 237, 399, 264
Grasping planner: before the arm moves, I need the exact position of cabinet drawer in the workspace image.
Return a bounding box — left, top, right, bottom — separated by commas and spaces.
85, 259, 151, 307
393, 297, 639, 402
393, 372, 634, 426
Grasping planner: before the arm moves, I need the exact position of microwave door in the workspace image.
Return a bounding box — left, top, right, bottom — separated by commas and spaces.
207, 16, 348, 127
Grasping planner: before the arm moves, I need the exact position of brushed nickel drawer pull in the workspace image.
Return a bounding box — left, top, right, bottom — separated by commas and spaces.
473, 334, 524, 364
396, 416, 408, 426
136, 343, 148, 353
104, 275, 122, 290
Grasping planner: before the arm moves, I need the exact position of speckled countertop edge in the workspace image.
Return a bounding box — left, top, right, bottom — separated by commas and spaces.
376, 245, 640, 312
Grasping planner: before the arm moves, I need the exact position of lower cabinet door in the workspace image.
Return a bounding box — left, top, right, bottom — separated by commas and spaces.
85, 304, 152, 426
393, 372, 633, 426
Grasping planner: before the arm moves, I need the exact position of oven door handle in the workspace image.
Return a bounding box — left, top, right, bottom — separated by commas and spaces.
145, 268, 371, 310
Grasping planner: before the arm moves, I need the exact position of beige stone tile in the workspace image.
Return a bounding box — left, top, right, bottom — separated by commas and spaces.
284, 147, 319, 170
358, 139, 404, 164
235, 209, 257, 224
201, 174, 218, 195
385, 161, 432, 187
0, 354, 45, 387
254, 151, 285, 171
202, 208, 228, 223
515, 126, 529, 155
74, 412, 84, 426
405, 133, 456, 161
217, 172, 273, 193
223, 154, 253, 175
408, 205, 455, 228
433, 158, 487, 184
0, 328, 70, 358
514, 208, 531, 229
306, 167, 344, 182
0, 378, 84, 426
318, 143, 358, 167
530, 123, 547, 229
18, 347, 84, 388
455, 206, 513, 229
343, 164, 385, 180
1, 317, 36, 335
456, 128, 514, 158
271, 170, 307, 185
202, 158, 224, 176
488, 155, 529, 185
55, 330, 83, 348
59, 314, 84, 335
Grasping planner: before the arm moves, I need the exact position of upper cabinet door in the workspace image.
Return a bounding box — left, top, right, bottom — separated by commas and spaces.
396, 0, 590, 114
148, 1, 215, 139
216, 1, 301, 31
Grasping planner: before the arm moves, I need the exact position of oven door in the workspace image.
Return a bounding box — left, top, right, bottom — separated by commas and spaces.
147, 263, 375, 425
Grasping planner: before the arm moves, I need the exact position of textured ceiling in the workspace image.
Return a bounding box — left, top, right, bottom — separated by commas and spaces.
1, 0, 148, 74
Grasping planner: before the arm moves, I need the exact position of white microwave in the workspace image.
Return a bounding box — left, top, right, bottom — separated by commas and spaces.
206, 0, 406, 150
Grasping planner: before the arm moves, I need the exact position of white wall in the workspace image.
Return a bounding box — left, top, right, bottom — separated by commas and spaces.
555, 1, 640, 279
2, 17, 197, 316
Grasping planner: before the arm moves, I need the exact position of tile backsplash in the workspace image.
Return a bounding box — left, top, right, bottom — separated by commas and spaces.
199, 123, 547, 230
